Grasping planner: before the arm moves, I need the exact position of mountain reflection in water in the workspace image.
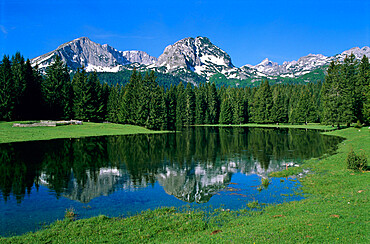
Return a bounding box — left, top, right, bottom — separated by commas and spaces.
0, 127, 342, 204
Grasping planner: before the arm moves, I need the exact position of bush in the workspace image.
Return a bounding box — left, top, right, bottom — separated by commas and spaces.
354, 120, 363, 128
346, 148, 367, 171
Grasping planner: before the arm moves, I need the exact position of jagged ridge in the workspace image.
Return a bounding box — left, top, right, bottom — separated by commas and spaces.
31, 36, 370, 82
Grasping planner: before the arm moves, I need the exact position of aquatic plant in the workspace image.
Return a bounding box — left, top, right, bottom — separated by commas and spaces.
247, 201, 259, 209
261, 177, 270, 188
64, 207, 77, 220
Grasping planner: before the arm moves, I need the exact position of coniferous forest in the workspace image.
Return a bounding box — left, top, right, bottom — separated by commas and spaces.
1, 52, 370, 129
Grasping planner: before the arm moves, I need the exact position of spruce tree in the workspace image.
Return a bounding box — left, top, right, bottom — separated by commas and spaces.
147, 86, 164, 130
72, 67, 92, 120
165, 84, 177, 130
219, 91, 233, 124
43, 55, 72, 120
11, 52, 27, 120
184, 83, 195, 126
340, 54, 357, 126
107, 84, 121, 123
22, 60, 42, 120
251, 80, 273, 123
88, 72, 105, 121
175, 82, 186, 127
357, 55, 370, 123
0, 55, 15, 120
195, 84, 207, 125
206, 82, 219, 124
271, 86, 288, 123
232, 89, 244, 124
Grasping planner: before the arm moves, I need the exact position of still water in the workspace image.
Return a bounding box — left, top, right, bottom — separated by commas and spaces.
0, 127, 342, 236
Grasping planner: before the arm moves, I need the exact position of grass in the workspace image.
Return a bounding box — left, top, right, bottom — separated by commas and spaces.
1, 125, 370, 243
0, 121, 168, 144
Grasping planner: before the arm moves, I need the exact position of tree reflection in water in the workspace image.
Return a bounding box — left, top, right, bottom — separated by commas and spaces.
0, 127, 342, 203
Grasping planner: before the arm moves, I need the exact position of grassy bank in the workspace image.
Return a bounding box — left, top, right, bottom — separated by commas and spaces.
2, 126, 369, 243
0, 121, 167, 144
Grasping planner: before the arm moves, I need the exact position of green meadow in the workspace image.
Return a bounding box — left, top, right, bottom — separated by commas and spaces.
0, 121, 167, 144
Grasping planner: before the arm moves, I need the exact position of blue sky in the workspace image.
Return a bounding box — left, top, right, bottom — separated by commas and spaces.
0, 0, 369, 67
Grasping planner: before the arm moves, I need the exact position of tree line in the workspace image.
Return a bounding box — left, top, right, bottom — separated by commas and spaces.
0, 52, 369, 129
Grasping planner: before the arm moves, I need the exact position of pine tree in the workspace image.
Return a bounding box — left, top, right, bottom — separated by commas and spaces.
101, 83, 110, 121
121, 69, 142, 124
195, 84, 207, 125
175, 82, 186, 127
143, 71, 158, 126
72, 67, 92, 120
321, 58, 355, 127
88, 72, 105, 121
357, 55, 370, 123
206, 82, 219, 124
184, 83, 195, 126
165, 84, 177, 130
147, 86, 164, 130
22, 60, 42, 120
43, 55, 72, 120
11, 52, 27, 120
271, 85, 288, 123
340, 54, 357, 126
0, 55, 15, 120
232, 89, 245, 124
107, 84, 121, 123
251, 80, 273, 123
321, 61, 338, 125
219, 91, 232, 124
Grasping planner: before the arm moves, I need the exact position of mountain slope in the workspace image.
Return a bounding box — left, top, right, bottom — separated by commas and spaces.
31, 37, 157, 72
243, 47, 370, 78
155, 36, 235, 78
31, 36, 370, 85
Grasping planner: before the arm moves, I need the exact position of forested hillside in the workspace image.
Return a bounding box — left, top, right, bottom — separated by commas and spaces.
1, 52, 369, 129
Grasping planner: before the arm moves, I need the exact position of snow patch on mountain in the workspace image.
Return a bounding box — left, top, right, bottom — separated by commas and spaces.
31, 36, 370, 82
31, 37, 157, 73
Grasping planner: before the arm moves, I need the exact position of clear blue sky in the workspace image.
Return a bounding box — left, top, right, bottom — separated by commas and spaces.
0, 0, 369, 67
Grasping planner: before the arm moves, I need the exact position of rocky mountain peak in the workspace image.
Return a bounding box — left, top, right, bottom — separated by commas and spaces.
31, 36, 370, 83
156, 36, 234, 77
31, 37, 157, 73
339, 46, 370, 60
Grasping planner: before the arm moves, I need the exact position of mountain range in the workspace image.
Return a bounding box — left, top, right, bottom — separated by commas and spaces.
31, 36, 370, 84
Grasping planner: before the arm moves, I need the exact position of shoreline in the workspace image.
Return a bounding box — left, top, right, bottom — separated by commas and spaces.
1, 121, 338, 145
1, 125, 369, 242
0, 121, 170, 144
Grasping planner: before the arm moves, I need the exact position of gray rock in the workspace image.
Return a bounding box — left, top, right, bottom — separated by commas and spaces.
31, 37, 157, 73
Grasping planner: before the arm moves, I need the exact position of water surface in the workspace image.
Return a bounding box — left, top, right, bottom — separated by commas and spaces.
0, 127, 342, 236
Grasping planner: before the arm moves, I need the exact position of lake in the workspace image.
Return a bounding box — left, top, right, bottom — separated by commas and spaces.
0, 127, 343, 236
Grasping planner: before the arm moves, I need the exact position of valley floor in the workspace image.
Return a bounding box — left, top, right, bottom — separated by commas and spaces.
1, 124, 369, 243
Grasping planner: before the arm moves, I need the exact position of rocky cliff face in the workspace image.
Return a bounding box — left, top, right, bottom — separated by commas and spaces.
156, 37, 234, 78
31, 36, 370, 82
242, 47, 370, 78
31, 37, 157, 73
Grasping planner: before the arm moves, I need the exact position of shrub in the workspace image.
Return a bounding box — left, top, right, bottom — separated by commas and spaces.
346, 148, 367, 171
354, 120, 363, 128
